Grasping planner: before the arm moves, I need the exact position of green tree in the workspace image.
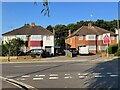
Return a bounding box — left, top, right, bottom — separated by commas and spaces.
3, 38, 24, 61
66, 23, 78, 33
46, 25, 54, 32
54, 25, 68, 48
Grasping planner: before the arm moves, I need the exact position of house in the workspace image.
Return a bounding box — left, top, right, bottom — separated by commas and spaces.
2, 23, 55, 55
65, 23, 117, 54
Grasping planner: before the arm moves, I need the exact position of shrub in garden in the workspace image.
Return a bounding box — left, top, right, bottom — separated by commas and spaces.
115, 47, 120, 56
108, 44, 118, 54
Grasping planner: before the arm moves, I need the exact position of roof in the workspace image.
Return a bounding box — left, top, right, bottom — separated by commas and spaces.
2, 24, 54, 36
68, 25, 116, 38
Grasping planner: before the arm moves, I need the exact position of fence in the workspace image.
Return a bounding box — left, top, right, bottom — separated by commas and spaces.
65, 50, 72, 58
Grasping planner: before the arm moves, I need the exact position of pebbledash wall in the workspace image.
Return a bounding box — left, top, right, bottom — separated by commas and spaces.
3, 35, 54, 55
66, 35, 117, 54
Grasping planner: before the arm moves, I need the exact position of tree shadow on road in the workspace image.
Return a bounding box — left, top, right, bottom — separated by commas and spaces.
84, 58, 120, 89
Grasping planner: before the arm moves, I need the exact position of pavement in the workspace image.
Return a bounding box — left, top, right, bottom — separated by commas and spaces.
1, 54, 119, 64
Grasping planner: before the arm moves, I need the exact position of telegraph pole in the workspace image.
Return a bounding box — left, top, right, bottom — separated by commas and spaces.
117, 2, 120, 47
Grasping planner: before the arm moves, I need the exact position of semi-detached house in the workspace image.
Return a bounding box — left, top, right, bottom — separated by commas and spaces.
2, 23, 55, 55
65, 23, 117, 54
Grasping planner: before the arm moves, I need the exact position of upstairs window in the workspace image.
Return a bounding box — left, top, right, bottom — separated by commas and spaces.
79, 35, 83, 40
110, 36, 114, 40
46, 36, 50, 40
98, 35, 103, 40
86, 35, 96, 40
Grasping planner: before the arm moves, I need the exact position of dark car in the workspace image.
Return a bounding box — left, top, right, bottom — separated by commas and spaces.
55, 48, 65, 55
26, 49, 50, 58
68, 48, 78, 56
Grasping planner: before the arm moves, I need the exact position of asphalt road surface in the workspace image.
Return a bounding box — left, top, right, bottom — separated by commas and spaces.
1, 57, 119, 89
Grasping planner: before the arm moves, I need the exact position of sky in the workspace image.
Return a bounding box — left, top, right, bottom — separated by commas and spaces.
1, 2, 119, 37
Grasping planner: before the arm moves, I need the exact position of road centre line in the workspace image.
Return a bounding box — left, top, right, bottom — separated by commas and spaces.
65, 74, 70, 75
33, 77, 44, 80
49, 74, 58, 76
21, 75, 30, 78
79, 76, 85, 79
110, 75, 118, 77
35, 75, 45, 77
64, 76, 72, 79
49, 77, 59, 80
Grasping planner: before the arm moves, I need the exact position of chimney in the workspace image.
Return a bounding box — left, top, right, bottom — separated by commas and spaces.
88, 22, 92, 28
31, 22, 35, 27
68, 30, 71, 36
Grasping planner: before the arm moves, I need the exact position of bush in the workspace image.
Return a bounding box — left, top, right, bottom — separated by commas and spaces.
115, 47, 120, 56
108, 44, 118, 54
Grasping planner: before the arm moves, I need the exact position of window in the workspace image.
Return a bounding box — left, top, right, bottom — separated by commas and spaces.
46, 36, 50, 40
88, 46, 96, 50
16, 35, 27, 41
110, 36, 114, 40
86, 35, 96, 40
79, 35, 83, 40
70, 38, 72, 43
99, 46, 107, 50
31, 35, 42, 41
98, 35, 103, 40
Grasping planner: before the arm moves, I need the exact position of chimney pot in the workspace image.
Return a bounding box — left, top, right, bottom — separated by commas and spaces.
31, 22, 35, 27
69, 30, 71, 36
88, 22, 92, 27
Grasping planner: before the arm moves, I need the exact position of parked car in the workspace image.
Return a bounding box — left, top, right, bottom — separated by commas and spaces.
68, 48, 78, 56
26, 49, 50, 58
55, 48, 65, 55
78, 46, 89, 55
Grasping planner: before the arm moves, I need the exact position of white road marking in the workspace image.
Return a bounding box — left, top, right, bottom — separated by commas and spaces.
49, 77, 59, 80
35, 75, 45, 77
107, 72, 112, 74
14, 65, 56, 67
49, 74, 58, 76
93, 73, 101, 75
83, 73, 88, 76
94, 75, 105, 78
65, 74, 70, 76
78, 73, 81, 75
21, 75, 30, 78
0, 76, 36, 89
110, 75, 118, 77
64, 76, 72, 79
79, 76, 85, 79
33, 77, 43, 80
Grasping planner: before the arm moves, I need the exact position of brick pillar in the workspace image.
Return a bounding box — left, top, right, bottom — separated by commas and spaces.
28, 35, 31, 51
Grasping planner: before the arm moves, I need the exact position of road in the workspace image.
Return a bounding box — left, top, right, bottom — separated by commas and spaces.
1, 56, 119, 89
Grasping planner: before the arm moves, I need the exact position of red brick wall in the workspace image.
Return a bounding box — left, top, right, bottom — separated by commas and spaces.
65, 35, 117, 54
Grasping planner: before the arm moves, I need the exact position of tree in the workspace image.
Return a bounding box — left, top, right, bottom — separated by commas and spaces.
4, 38, 24, 61
46, 25, 54, 32
66, 23, 78, 33
54, 25, 68, 48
